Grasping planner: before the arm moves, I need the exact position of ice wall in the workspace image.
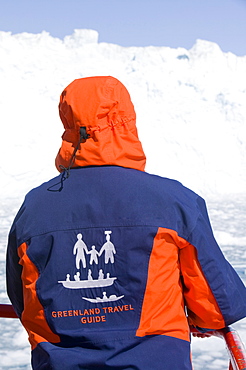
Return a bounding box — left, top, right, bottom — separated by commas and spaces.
0, 29, 245, 200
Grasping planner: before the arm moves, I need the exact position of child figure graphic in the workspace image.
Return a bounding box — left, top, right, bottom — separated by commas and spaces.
88, 245, 100, 265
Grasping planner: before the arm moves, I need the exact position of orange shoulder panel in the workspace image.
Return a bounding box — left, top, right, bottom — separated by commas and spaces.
18, 243, 60, 349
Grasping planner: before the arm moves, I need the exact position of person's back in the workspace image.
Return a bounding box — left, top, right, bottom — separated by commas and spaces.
6, 76, 246, 370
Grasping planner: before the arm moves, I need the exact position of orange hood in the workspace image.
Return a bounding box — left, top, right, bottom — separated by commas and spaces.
55, 76, 146, 172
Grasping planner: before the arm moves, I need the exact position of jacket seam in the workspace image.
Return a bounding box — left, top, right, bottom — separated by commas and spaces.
18, 224, 173, 244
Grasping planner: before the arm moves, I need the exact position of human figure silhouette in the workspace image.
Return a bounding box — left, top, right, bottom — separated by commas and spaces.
88, 269, 93, 280
88, 245, 99, 265
98, 269, 104, 280
73, 233, 89, 269
99, 231, 116, 264
74, 272, 80, 281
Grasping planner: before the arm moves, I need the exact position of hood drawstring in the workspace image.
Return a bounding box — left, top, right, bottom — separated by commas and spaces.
48, 127, 89, 192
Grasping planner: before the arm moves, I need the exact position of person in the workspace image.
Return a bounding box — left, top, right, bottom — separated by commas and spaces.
6, 76, 246, 370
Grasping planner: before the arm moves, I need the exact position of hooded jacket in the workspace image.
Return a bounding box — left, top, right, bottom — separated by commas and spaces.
56, 76, 146, 172
6, 76, 246, 370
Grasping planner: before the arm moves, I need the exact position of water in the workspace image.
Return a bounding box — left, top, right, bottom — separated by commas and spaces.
0, 195, 245, 369
192, 194, 246, 370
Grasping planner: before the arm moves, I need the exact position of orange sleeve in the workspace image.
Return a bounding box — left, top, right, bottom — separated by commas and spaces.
18, 242, 60, 349
179, 243, 225, 329
136, 228, 190, 341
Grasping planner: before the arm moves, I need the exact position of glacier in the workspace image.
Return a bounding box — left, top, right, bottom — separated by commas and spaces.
0, 28, 245, 199
0, 29, 246, 369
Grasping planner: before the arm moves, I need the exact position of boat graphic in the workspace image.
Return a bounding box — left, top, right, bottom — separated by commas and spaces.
58, 277, 117, 289
82, 293, 124, 303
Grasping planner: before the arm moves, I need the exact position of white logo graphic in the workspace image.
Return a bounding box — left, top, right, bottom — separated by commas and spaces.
88, 246, 99, 265
73, 233, 88, 269
99, 231, 116, 264
82, 291, 124, 303
58, 230, 124, 303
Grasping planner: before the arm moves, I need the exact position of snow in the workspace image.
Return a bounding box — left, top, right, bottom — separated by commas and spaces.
0, 29, 246, 369
0, 29, 246, 200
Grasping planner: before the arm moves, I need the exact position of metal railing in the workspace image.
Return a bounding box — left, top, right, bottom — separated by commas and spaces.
191, 326, 246, 370
1, 304, 246, 369
0, 303, 18, 318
